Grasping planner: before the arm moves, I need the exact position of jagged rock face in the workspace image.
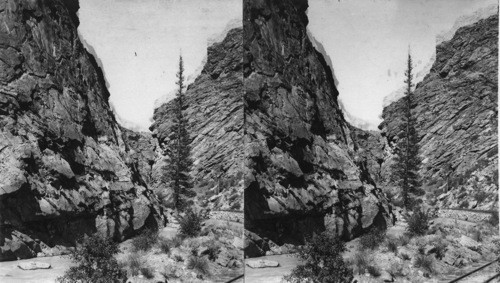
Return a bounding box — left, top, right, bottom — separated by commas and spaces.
380, 15, 498, 210
151, 28, 244, 211
348, 127, 388, 185
243, 0, 394, 254
120, 128, 157, 187
0, 0, 165, 261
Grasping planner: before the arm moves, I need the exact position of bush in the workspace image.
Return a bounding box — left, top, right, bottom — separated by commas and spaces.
140, 266, 155, 279
57, 234, 126, 283
187, 256, 210, 275
169, 235, 184, 248
386, 237, 399, 254
388, 261, 405, 277
366, 265, 381, 277
173, 254, 184, 262
433, 240, 447, 260
283, 232, 353, 283
469, 227, 482, 242
398, 234, 411, 246
158, 237, 171, 254
204, 240, 221, 261
178, 210, 204, 237
132, 228, 158, 252
488, 211, 499, 227
127, 253, 144, 276
414, 254, 435, 274
406, 208, 429, 236
474, 191, 489, 203
400, 253, 410, 261
161, 263, 179, 280
360, 228, 386, 250
353, 251, 369, 274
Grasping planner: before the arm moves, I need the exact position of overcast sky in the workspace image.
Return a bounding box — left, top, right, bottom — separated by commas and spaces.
79, 0, 495, 131
308, 0, 497, 129
78, 0, 241, 131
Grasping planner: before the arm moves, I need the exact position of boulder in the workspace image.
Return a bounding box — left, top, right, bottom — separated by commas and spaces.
245, 259, 280, 269
458, 235, 481, 251
18, 262, 52, 270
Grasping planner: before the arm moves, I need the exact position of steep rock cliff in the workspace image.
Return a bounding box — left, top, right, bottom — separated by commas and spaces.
0, 0, 165, 261
243, 0, 394, 255
151, 28, 244, 211
380, 15, 498, 210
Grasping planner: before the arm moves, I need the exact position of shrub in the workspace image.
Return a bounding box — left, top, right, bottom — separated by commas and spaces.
386, 237, 399, 254
366, 265, 381, 277
398, 234, 411, 246
388, 261, 405, 277
474, 191, 489, 203
283, 232, 353, 283
187, 256, 210, 275
140, 266, 155, 279
353, 251, 369, 274
173, 254, 184, 262
401, 253, 410, 261
161, 263, 179, 280
57, 234, 126, 283
488, 211, 499, 227
469, 228, 482, 242
205, 240, 221, 261
406, 208, 429, 236
433, 240, 447, 260
127, 253, 144, 276
414, 254, 435, 274
169, 235, 184, 248
132, 228, 158, 252
158, 237, 171, 254
178, 209, 204, 237
360, 228, 386, 250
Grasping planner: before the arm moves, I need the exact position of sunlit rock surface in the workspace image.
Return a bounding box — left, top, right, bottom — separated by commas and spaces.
380, 15, 498, 210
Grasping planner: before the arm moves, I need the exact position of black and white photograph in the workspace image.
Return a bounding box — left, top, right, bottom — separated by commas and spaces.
0, 0, 498, 282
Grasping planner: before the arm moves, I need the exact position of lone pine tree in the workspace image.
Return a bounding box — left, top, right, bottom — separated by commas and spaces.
164, 55, 195, 211
392, 51, 422, 209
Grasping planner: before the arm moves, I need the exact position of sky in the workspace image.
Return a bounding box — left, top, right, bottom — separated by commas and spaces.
308, 0, 497, 130
78, 0, 496, 132
78, 0, 242, 131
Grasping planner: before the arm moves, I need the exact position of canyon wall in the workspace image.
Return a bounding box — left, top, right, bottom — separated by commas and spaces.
0, 0, 165, 261
151, 28, 244, 211
380, 15, 498, 210
243, 0, 394, 256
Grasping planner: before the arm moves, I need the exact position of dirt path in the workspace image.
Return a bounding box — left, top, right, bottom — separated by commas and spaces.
0, 256, 74, 283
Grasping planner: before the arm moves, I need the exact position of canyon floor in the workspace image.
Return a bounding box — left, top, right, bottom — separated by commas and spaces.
244, 210, 499, 283
0, 212, 244, 283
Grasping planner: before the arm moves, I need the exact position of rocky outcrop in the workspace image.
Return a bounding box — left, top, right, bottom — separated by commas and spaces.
380, 15, 498, 210
150, 28, 244, 211
0, 0, 165, 261
120, 127, 157, 188
243, 0, 394, 255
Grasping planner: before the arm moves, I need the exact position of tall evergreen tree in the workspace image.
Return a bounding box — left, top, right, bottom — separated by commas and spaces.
164, 55, 195, 211
392, 51, 422, 209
